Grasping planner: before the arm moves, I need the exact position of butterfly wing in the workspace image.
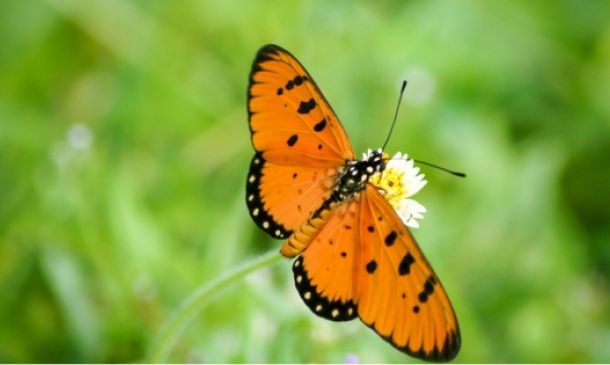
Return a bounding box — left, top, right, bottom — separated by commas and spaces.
292, 200, 361, 322
247, 44, 354, 239
294, 185, 460, 361
356, 185, 460, 361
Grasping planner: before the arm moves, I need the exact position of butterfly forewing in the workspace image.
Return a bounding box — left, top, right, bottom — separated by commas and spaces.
249, 44, 354, 164
247, 44, 354, 238
356, 185, 460, 361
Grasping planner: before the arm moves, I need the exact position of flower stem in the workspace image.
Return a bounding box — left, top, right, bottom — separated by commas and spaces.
147, 249, 284, 363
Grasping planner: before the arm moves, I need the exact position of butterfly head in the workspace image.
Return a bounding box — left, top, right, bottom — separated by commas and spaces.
336, 149, 387, 199
361, 148, 390, 173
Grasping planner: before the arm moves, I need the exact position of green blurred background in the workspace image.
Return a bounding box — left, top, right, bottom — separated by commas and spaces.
2, 0, 610, 362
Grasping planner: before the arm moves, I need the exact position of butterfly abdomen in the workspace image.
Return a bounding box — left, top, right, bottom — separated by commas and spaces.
280, 203, 338, 257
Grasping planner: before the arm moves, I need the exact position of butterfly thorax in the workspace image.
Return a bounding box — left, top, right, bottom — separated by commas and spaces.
335, 150, 386, 201
281, 150, 387, 258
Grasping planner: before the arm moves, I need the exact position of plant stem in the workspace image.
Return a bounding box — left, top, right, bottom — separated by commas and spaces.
147, 249, 284, 363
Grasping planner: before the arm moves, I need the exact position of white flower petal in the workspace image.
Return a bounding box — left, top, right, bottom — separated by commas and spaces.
405, 198, 426, 213
396, 199, 426, 227
367, 149, 428, 228
398, 210, 421, 228
405, 177, 427, 197
405, 218, 420, 228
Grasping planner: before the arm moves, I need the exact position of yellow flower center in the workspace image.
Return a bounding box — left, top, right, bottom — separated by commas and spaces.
369, 167, 408, 209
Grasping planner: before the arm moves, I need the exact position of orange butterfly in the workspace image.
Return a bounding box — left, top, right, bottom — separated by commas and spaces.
246, 44, 460, 361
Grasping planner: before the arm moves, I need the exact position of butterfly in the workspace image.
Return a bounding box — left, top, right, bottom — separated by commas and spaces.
245, 44, 460, 362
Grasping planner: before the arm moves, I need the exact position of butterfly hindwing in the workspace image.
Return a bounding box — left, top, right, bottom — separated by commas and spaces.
246, 152, 340, 239
247, 44, 354, 237
246, 153, 292, 238
293, 200, 362, 322
293, 255, 357, 322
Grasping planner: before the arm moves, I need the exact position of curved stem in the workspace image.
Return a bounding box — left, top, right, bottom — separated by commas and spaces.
147, 249, 284, 363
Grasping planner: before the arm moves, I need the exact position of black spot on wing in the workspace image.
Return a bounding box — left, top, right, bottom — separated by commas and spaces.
297, 98, 316, 114
313, 118, 327, 132
385, 231, 397, 246
287, 134, 298, 146
245, 152, 292, 240
398, 252, 415, 275
292, 256, 357, 322
418, 275, 438, 303
366, 260, 377, 274
285, 75, 307, 91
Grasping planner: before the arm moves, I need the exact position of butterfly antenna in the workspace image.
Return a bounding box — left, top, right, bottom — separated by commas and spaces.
382, 80, 466, 178
412, 159, 467, 178
382, 80, 407, 151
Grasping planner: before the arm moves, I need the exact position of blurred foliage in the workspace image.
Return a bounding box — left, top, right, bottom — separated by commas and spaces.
1, 0, 610, 362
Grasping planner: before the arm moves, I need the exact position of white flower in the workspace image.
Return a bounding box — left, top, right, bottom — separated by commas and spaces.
365, 150, 428, 228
